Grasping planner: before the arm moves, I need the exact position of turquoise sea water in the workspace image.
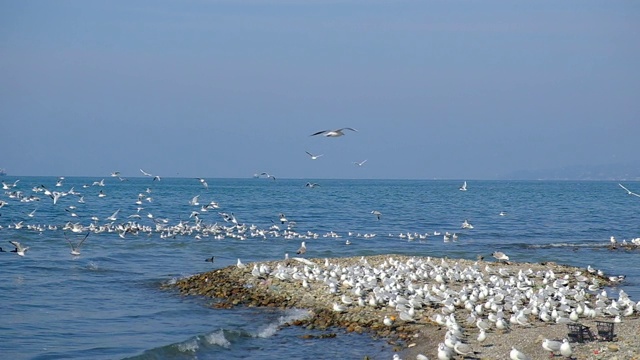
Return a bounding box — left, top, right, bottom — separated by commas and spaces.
1, 177, 639, 359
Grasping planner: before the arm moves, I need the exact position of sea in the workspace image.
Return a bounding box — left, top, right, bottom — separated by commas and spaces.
1, 177, 639, 360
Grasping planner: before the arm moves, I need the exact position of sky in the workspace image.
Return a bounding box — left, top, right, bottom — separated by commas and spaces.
1, 1, 639, 180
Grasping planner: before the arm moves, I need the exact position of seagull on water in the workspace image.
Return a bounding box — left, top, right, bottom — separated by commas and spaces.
305, 151, 323, 160
9, 241, 29, 256
310, 127, 357, 137
65, 231, 90, 256
279, 213, 288, 224
618, 183, 640, 197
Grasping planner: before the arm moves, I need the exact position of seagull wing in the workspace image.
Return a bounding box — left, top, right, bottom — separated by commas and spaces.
77, 232, 90, 248
619, 183, 640, 197
339, 127, 358, 132
310, 130, 328, 136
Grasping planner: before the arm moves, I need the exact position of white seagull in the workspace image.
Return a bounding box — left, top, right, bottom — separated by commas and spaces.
65, 231, 90, 256
353, 159, 368, 166
310, 127, 357, 137
559, 339, 572, 358
459, 181, 468, 191
619, 183, 640, 197
305, 151, 324, 160
492, 251, 510, 263
509, 347, 530, 360
196, 178, 209, 189
106, 209, 120, 221
9, 241, 29, 256
371, 210, 382, 220
140, 169, 153, 177
296, 241, 307, 255
541, 339, 562, 357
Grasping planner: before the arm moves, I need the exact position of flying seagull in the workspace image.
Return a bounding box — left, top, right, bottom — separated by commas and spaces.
371, 210, 382, 220
140, 169, 153, 177
459, 181, 468, 191
196, 178, 209, 189
310, 127, 358, 137
305, 151, 324, 160
65, 231, 90, 256
353, 159, 368, 166
259, 172, 276, 180
9, 241, 29, 257
618, 183, 640, 197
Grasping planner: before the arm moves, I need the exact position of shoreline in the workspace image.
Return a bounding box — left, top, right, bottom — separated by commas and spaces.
172, 255, 640, 359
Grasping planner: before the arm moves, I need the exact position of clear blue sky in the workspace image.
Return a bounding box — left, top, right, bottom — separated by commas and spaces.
1, 1, 638, 179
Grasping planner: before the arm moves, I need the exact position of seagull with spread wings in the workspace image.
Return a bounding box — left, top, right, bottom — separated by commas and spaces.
305, 151, 323, 160
65, 231, 90, 256
310, 127, 357, 137
619, 183, 640, 197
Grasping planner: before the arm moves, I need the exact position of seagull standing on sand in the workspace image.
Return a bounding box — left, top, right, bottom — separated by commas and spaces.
559, 339, 572, 358
542, 339, 562, 357
510, 347, 531, 360
492, 251, 510, 263
310, 127, 357, 137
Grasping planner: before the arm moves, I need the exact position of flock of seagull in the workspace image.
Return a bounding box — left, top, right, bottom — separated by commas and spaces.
253, 127, 366, 181
2, 144, 640, 359
247, 254, 635, 359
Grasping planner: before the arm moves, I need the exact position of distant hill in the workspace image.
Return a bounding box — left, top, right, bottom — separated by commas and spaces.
500, 162, 640, 181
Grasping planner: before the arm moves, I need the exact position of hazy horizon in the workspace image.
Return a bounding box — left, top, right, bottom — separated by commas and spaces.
2, 1, 638, 180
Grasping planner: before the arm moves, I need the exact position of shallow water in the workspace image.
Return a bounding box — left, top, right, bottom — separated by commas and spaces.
1, 177, 639, 359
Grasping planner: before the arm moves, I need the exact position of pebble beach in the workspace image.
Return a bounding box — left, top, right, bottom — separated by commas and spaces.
172, 255, 640, 360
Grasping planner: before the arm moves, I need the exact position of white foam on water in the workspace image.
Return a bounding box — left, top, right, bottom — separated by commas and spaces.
177, 338, 199, 353
254, 308, 312, 338
204, 329, 231, 348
